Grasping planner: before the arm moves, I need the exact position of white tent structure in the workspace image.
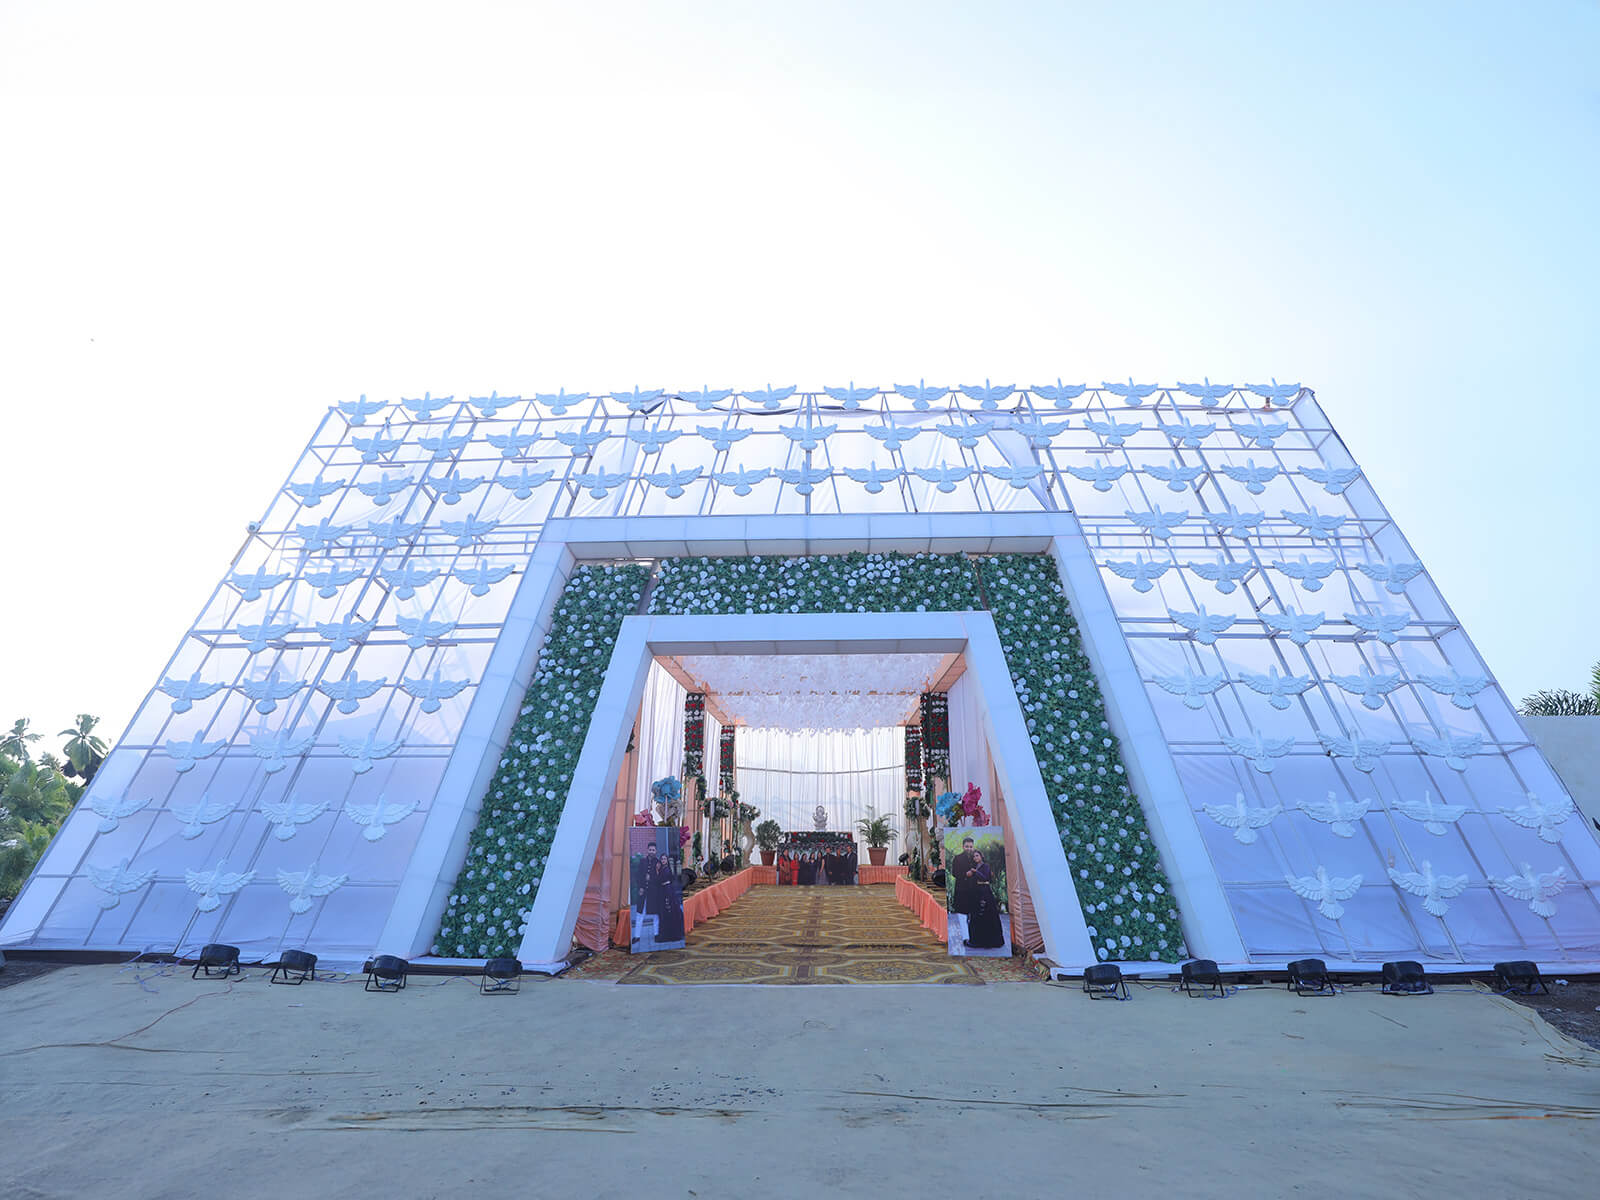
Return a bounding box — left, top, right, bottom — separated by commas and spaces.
4, 382, 1597, 973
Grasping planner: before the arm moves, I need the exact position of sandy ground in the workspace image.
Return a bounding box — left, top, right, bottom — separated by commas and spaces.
3, 967, 1599, 1199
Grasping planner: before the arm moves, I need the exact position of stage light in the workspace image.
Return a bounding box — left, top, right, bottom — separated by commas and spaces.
192, 943, 240, 980
703, 857, 721, 878
1493, 960, 1546, 995
1286, 958, 1335, 996
680, 867, 697, 889
364, 954, 408, 992
1082, 963, 1128, 1001
931, 868, 946, 888
480, 957, 521, 995
270, 949, 317, 985
1381, 960, 1431, 995
720, 854, 736, 873
1179, 958, 1226, 997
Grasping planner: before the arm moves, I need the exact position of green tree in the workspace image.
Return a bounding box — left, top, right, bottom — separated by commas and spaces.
0, 718, 42, 763
59, 713, 108, 784
0, 756, 81, 897
1519, 661, 1600, 717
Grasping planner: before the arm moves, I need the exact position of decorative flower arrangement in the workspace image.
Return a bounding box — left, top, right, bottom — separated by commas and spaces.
920, 691, 951, 783
936, 790, 962, 822
683, 692, 706, 776
650, 775, 682, 818
941, 781, 990, 826
718, 727, 736, 794
631, 809, 655, 826
904, 723, 924, 791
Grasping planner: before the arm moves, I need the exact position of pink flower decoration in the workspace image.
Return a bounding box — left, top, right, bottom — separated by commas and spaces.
632, 809, 655, 826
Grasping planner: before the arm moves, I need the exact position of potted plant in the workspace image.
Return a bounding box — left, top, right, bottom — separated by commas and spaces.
856, 807, 896, 867
755, 819, 782, 866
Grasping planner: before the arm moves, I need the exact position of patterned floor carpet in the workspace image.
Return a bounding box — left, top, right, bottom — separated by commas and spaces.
567, 885, 1041, 985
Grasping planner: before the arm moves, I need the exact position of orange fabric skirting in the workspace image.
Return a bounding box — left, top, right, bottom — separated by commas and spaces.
895, 875, 948, 943
748, 864, 777, 886
857, 864, 907, 885
612, 866, 759, 946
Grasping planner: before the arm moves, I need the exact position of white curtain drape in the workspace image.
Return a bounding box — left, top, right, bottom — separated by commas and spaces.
633, 660, 686, 817
735, 727, 906, 862
947, 673, 993, 802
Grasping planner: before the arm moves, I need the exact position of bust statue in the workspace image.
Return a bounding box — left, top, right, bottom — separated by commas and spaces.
812, 804, 828, 831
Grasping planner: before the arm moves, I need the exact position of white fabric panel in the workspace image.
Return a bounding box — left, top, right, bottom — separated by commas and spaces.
735, 727, 906, 862
947, 673, 992, 800
631, 660, 685, 817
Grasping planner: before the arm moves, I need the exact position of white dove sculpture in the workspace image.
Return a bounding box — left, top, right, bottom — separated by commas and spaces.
1345, 610, 1412, 645
1394, 790, 1470, 836
1125, 509, 1189, 539
1232, 417, 1290, 447
1286, 867, 1362, 919
1104, 554, 1170, 593
1102, 378, 1159, 406
85, 859, 157, 909
1329, 667, 1404, 711
1498, 792, 1574, 843
1218, 459, 1280, 495
681, 386, 734, 410
400, 669, 472, 714
160, 671, 226, 713
277, 861, 349, 914
696, 424, 751, 452
379, 564, 440, 599
1144, 460, 1205, 492
338, 731, 403, 775
430, 471, 486, 505
1271, 556, 1337, 592
402, 392, 453, 418
1299, 465, 1361, 494
495, 467, 555, 500
170, 794, 234, 839
1261, 608, 1325, 645
240, 669, 305, 715
959, 380, 1016, 409
911, 463, 971, 493
573, 469, 629, 499
1083, 417, 1143, 446
351, 433, 403, 463
611, 387, 665, 412
645, 465, 704, 498
229, 568, 289, 601
316, 672, 386, 714
1203, 792, 1283, 843
863, 423, 924, 452
555, 428, 609, 455
776, 464, 832, 494
934, 418, 995, 448
894, 380, 948, 409
1415, 670, 1491, 710
1012, 418, 1072, 447
822, 382, 876, 409
1031, 380, 1086, 409
356, 472, 414, 505
1318, 732, 1390, 773
164, 732, 227, 774
468, 391, 521, 417
314, 613, 378, 652
1158, 418, 1217, 447
713, 467, 772, 496
779, 422, 837, 451
1208, 505, 1263, 538
1152, 670, 1227, 710
1412, 732, 1483, 772
368, 518, 422, 549
185, 861, 255, 912
441, 516, 498, 546
1246, 379, 1301, 405
1177, 378, 1234, 404
1064, 463, 1129, 492
744, 384, 797, 410
235, 618, 297, 654
287, 477, 346, 507
1298, 792, 1372, 837
1387, 861, 1468, 917
303, 566, 363, 598
396, 615, 456, 648
343, 794, 419, 839
453, 563, 515, 596
1238, 666, 1314, 711
294, 519, 352, 551
842, 463, 903, 494
86, 793, 149, 833
1186, 556, 1252, 595
1489, 864, 1569, 919
418, 433, 470, 459
1224, 731, 1295, 773
338, 395, 385, 424
984, 463, 1045, 490
1170, 606, 1237, 645
258, 795, 328, 840
628, 427, 683, 454
485, 430, 540, 458
1281, 507, 1346, 540
533, 389, 590, 415
1355, 559, 1425, 595
250, 731, 314, 774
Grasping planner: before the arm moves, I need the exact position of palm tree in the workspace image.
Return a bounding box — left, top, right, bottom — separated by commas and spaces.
1519, 660, 1600, 717
0, 718, 41, 763
59, 713, 109, 784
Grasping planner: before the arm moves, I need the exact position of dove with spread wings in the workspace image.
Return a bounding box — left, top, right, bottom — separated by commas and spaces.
1329, 667, 1404, 711
1261, 608, 1325, 645
984, 464, 1046, 490
1064, 463, 1129, 492
1271, 556, 1337, 592
843, 463, 902, 494
681, 386, 735, 410
1152, 670, 1227, 710
1411, 732, 1482, 772
1170, 605, 1237, 645
164, 732, 227, 773
910, 463, 970, 494
258, 794, 328, 840
1101, 378, 1159, 407
1158, 418, 1217, 447
1186, 556, 1252, 595
934, 419, 995, 448
338, 731, 403, 775
1489, 864, 1568, 918
401, 669, 472, 714
304, 566, 363, 598
1203, 792, 1282, 843
250, 731, 315, 774
453, 563, 515, 596
368, 518, 422, 549
1415, 670, 1491, 710
713, 467, 771, 496
1499, 792, 1574, 843
1286, 867, 1362, 919
777, 465, 832, 494
778, 423, 837, 451
495, 467, 555, 500
1177, 378, 1234, 404
287, 476, 346, 507
1144, 460, 1205, 492
1083, 417, 1143, 446
628, 427, 683, 454
161, 671, 226, 713
356, 472, 414, 505
352, 433, 403, 463
1031, 380, 1086, 409
229, 568, 289, 602
441, 516, 497, 546
894, 380, 947, 409
1388, 860, 1468, 917
1298, 792, 1371, 837
697, 424, 751, 452
1317, 732, 1390, 772
240, 669, 305, 715
315, 613, 377, 653
1012, 417, 1071, 447
469, 391, 520, 417
1393, 791, 1469, 836
170, 794, 234, 839
317, 671, 386, 714
486, 431, 540, 459
1125, 509, 1189, 539
1355, 559, 1424, 594
343, 794, 419, 840
85, 859, 157, 909
611, 387, 665, 412
338, 395, 385, 424
87, 792, 149, 833
1238, 666, 1314, 711
402, 392, 453, 419
823, 383, 877, 409
534, 389, 590, 415
185, 861, 255, 912
278, 861, 349, 914
1104, 554, 1170, 593
645, 466, 704, 498
1224, 731, 1295, 773
1299, 465, 1361, 494
1218, 459, 1279, 495
418, 432, 470, 460
960, 380, 1016, 409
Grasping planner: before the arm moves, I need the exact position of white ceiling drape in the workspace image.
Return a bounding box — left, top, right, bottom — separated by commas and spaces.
735, 726, 906, 862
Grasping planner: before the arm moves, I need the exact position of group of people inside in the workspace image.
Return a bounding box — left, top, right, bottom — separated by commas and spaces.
777, 842, 858, 886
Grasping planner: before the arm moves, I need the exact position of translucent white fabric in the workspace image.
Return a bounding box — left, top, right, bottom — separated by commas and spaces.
631, 661, 685, 817
735, 727, 907, 862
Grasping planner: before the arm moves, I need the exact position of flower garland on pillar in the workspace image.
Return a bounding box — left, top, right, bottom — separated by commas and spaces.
683, 692, 706, 777
718, 726, 736, 795
920, 691, 950, 788
904, 724, 923, 793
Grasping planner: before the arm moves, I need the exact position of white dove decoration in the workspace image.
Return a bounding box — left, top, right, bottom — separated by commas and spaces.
379, 564, 440, 599
367, 518, 423, 549
229, 568, 290, 601
610, 387, 665, 412
823, 382, 877, 409
1158, 418, 1217, 447
1271, 556, 1337, 592
911, 463, 972, 493
934, 418, 995, 448
843, 463, 903, 494
1224, 731, 1296, 773
468, 391, 520, 417
338, 731, 403, 775
1355, 559, 1425, 595
86, 793, 149, 833
277, 861, 349, 915
163, 732, 227, 774
776, 464, 832, 494
316, 671, 386, 714
1177, 379, 1234, 404
418, 433, 470, 459
1345, 610, 1412, 645
1300, 465, 1362, 494
1204, 792, 1283, 843
429, 471, 485, 505
185, 861, 255, 912
240, 669, 306, 715
984, 463, 1045, 489
441, 516, 498, 546
863, 423, 924, 452
1144, 460, 1205, 492
1104, 554, 1170, 593
627, 427, 683, 454
573, 470, 628, 499
338, 395, 385, 424
1412, 732, 1483, 772
453, 562, 515, 596
555, 428, 608, 455
356, 472, 414, 505
1318, 732, 1390, 773
645, 465, 703, 498
1125, 508, 1188, 539
959, 380, 1016, 409
894, 380, 948, 409
1282, 507, 1346, 539
160, 671, 226, 714
1416, 670, 1491, 710
1298, 792, 1372, 837
295, 519, 352, 551
1064, 463, 1129, 492
314, 613, 378, 652
1393, 790, 1470, 836
343, 793, 419, 839
713, 467, 771, 496
1498, 792, 1574, 843
533, 389, 590, 415
1170, 606, 1237, 645
1232, 417, 1290, 447
778, 421, 837, 451
1247, 379, 1301, 405
401, 392, 453, 419
1329, 667, 1404, 711
1101, 378, 1159, 407
250, 732, 315, 775
1388, 861, 1468, 917
485, 430, 540, 458
396, 614, 456, 648
696, 424, 751, 452
1286, 867, 1363, 919
400, 669, 472, 713
1262, 608, 1325, 645
170, 794, 234, 839
235, 618, 297, 653
258, 794, 327, 840
1490, 864, 1568, 919
1219, 459, 1280, 495
1031, 380, 1087, 409
744, 384, 797, 410
1012, 418, 1072, 447
287, 477, 346, 507
1239, 666, 1314, 711
1208, 505, 1264, 539
681, 386, 735, 410
303, 566, 363, 598
1185, 555, 1252, 595
1084, 417, 1143, 446
495, 467, 555, 499
351, 433, 403, 463
85, 859, 157, 909
1152, 670, 1227, 710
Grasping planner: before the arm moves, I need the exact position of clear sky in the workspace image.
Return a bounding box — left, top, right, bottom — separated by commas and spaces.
1, 2, 1596, 746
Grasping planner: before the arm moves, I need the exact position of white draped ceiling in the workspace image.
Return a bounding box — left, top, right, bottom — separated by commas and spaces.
677, 652, 944, 731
